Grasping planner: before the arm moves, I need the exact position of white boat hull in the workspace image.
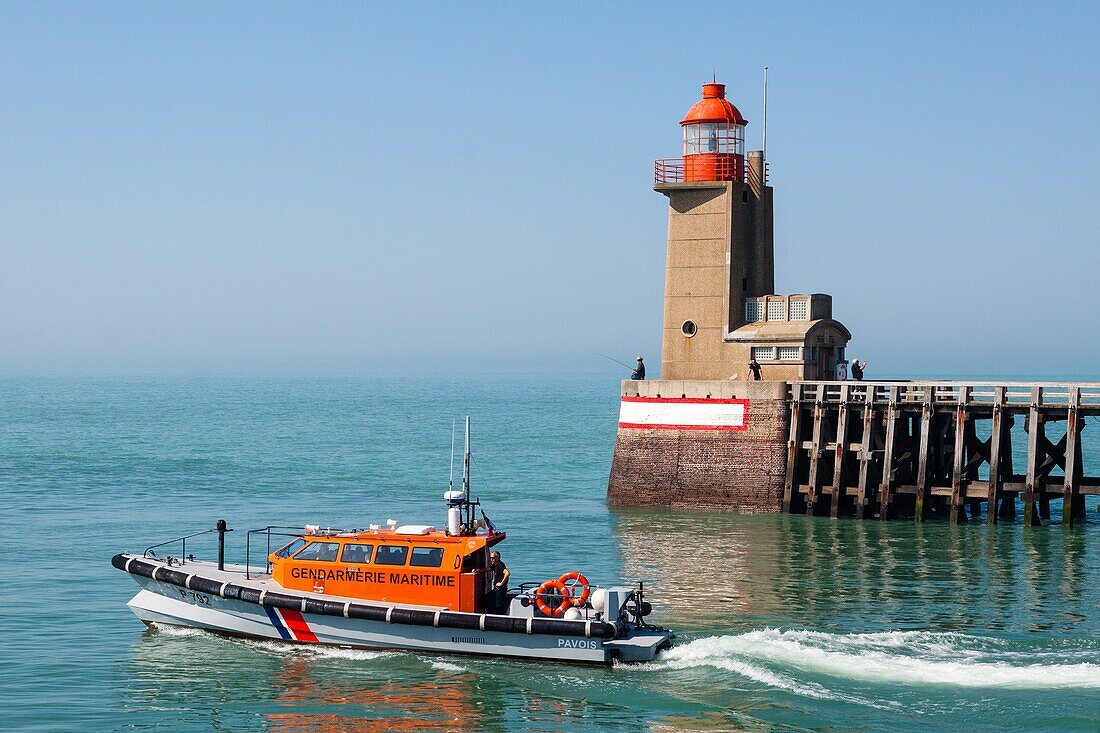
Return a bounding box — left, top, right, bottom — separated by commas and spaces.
125, 572, 670, 665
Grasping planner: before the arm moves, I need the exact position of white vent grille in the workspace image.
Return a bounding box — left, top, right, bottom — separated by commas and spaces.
752, 346, 775, 361
778, 346, 801, 361
789, 299, 809, 320
767, 300, 786, 322
745, 301, 763, 322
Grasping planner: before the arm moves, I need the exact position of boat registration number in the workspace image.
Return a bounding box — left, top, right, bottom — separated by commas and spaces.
176, 589, 212, 606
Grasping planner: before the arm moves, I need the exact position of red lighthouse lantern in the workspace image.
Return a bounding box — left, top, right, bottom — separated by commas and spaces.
673, 82, 747, 183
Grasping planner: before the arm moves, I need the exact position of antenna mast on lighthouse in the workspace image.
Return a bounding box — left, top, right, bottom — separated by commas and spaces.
762, 66, 768, 158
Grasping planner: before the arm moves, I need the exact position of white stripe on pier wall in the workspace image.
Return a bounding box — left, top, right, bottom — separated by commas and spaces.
618, 397, 749, 431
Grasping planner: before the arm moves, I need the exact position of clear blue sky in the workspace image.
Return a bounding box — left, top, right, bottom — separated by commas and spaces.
2, 2, 1098, 378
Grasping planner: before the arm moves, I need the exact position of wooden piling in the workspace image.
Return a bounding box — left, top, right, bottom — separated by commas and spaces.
950, 386, 970, 523
855, 388, 875, 519
987, 386, 1006, 525
1063, 386, 1080, 527
1024, 386, 1042, 527
782, 385, 803, 514
879, 386, 900, 520
806, 392, 825, 516
830, 384, 850, 518
914, 386, 934, 522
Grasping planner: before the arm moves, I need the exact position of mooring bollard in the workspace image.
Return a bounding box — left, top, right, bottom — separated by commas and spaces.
216, 519, 228, 571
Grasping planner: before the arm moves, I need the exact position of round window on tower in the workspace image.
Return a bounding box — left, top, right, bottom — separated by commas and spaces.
681, 320, 697, 338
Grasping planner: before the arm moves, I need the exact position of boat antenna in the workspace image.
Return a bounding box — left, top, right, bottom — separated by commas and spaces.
462, 416, 472, 530
448, 419, 456, 491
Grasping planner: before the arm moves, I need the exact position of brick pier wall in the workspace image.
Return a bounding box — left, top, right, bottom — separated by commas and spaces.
606, 380, 790, 512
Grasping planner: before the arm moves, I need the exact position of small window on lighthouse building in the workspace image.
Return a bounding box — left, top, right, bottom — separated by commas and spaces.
681, 320, 697, 337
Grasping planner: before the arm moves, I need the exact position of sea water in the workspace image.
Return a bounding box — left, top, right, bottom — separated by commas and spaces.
1, 375, 1098, 732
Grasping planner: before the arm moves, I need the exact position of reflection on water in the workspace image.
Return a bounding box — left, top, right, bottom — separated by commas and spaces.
268, 657, 479, 732
123, 628, 685, 732
609, 510, 1098, 636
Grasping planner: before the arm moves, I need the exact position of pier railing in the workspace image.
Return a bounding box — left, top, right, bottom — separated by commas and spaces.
783, 380, 1098, 526
789, 381, 1100, 410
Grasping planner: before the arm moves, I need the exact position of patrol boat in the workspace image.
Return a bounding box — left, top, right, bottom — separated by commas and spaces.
112, 418, 674, 664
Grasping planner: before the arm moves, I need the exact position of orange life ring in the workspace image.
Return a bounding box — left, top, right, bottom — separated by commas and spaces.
535, 579, 573, 617
558, 571, 590, 607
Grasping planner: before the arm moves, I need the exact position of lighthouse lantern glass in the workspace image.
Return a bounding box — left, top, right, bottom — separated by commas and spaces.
683, 122, 745, 156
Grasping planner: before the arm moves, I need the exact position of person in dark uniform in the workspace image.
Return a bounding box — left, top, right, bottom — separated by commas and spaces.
748, 358, 762, 381
631, 357, 646, 381
489, 550, 510, 612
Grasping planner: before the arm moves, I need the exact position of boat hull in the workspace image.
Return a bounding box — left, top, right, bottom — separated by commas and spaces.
126, 573, 670, 665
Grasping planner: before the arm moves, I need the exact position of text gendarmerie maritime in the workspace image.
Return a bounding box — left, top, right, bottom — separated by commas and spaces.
289, 567, 456, 587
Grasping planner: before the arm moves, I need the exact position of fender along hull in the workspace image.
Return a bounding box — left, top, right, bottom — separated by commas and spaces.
119, 559, 672, 665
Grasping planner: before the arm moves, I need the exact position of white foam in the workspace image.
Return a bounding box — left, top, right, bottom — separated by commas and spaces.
430, 661, 467, 672
305, 646, 394, 661
660, 630, 1100, 690
149, 623, 207, 638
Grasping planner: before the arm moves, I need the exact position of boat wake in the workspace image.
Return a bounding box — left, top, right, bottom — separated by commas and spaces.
645, 629, 1100, 690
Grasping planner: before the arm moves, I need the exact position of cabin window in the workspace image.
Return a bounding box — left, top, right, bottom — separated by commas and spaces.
341, 544, 373, 564
409, 547, 445, 568
375, 545, 410, 566
293, 541, 340, 562
274, 539, 307, 558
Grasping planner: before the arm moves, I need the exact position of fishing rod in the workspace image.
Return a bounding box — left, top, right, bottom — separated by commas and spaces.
595, 353, 636, 370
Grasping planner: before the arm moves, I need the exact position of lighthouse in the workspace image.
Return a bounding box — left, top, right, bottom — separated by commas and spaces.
654, 81, 851, 381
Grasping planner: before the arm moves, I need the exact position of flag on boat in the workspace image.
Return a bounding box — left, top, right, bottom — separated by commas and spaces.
481, 511, 497, 535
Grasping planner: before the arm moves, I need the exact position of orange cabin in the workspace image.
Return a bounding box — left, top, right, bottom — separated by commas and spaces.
268, 528, 506, 613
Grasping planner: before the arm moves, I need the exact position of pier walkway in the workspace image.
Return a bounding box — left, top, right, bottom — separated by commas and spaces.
785, 382, 1099, 525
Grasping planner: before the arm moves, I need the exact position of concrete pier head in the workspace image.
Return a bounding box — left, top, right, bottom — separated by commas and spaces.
607, 379, 790, 512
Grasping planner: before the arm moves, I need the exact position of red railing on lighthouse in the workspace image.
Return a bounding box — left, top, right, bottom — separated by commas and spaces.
654, 157, 746, 184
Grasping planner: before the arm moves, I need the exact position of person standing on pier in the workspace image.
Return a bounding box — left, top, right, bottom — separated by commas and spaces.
851, 359, 867, 381
631, 357, 646, 380
748, 358, 762, 381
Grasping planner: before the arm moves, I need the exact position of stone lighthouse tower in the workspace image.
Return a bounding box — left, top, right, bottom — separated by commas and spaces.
655, 81, 850, 381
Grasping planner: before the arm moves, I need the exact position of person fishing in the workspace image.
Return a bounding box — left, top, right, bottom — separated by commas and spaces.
596, 353, 646, 380
489, 550, 510, 612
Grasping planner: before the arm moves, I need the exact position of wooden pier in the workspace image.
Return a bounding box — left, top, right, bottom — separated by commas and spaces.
783, 382, 1099, 524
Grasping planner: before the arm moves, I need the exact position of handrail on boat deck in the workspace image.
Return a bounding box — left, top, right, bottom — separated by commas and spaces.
143, 527, 219, 563
245, 525, 316, 579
